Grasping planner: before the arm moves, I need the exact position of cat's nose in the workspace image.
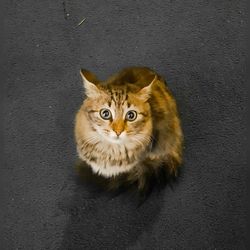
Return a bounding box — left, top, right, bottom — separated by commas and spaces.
115, 130, 122, 136
112, 121, 124, 137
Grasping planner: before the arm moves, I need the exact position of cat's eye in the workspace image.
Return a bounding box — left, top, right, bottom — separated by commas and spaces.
126, 110, 137, 121
100, 109, 112, 120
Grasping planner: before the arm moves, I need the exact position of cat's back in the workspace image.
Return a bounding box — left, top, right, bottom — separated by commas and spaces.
105, 66, 159, 89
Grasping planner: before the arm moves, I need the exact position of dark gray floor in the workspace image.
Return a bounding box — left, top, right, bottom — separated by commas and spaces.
2, 0, 247, 249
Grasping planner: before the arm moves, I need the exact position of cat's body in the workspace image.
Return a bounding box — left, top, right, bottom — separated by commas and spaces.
75, 67, 183, 191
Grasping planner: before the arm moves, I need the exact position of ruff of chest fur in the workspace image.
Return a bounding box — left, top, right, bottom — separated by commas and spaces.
75, 108, 153, 177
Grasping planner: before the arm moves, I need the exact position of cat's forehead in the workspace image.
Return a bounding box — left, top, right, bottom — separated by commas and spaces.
108, 88, 128, 106
105, 86, 147, 112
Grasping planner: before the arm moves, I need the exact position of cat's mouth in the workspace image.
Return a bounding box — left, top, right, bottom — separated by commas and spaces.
106, 136, 124, 144
99, 130, 127, 144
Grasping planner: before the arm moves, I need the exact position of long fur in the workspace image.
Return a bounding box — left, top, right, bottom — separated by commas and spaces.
74, 67, 184, 193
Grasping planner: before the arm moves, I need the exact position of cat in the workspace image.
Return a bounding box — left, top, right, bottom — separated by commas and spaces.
74, 67, 183, 193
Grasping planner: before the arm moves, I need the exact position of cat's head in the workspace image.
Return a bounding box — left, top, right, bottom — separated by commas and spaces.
79, 69, 156, 147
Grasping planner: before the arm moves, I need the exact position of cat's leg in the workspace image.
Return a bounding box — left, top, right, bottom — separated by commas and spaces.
145, 150, 181, 180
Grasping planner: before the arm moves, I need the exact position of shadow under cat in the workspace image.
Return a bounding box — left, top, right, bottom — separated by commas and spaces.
59, 160, 182, 250
75, 159, 181, 201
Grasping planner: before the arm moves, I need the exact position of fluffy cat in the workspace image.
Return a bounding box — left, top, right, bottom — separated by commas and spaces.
74, 67, 183, 192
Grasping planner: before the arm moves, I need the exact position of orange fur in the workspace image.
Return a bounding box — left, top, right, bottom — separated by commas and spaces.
75, 67, 183, 191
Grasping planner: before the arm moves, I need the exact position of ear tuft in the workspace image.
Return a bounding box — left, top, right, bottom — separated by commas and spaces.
138, 75, 157, 102
80, 69, 100, 98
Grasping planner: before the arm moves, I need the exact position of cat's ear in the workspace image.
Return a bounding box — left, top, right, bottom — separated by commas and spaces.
80, 69, 100, 98
138, 75, 157, 102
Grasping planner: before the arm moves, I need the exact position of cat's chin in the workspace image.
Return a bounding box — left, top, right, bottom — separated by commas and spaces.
104, 136, 124, 145
99, 132, 127, 145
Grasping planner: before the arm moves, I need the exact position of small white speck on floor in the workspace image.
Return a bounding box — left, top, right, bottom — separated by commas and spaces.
49, 105, 52, 109
36, 44, 40, 47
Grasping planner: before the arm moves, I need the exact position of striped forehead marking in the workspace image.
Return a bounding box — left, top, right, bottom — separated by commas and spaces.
110, 88, 128, 106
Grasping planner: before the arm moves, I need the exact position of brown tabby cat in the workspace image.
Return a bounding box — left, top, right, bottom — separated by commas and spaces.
74, 67, 183, 193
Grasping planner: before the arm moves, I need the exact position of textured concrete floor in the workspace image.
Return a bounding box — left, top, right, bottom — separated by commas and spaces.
2, 0, 247, 249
